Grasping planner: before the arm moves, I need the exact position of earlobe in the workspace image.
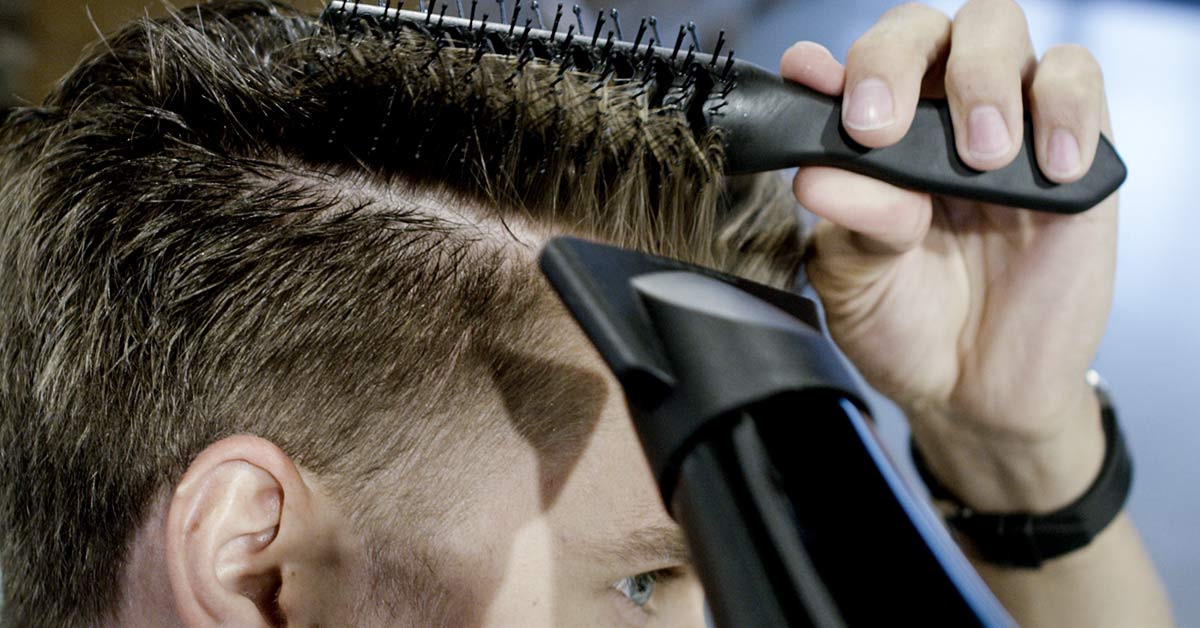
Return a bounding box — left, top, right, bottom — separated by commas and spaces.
165, 435, 310, 627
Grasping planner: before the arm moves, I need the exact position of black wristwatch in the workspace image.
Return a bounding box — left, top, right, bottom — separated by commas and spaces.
910, 370, 1133, 568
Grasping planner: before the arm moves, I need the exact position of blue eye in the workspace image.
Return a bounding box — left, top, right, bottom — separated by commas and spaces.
613, 571, 659, 608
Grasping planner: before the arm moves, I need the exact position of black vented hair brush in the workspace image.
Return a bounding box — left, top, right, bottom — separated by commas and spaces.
321, 0, 1125, 213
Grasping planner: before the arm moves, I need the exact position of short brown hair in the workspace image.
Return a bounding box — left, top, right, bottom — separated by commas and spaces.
0, 1, 802, 624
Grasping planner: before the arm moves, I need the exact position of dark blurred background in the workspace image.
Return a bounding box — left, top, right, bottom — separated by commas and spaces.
2, 0, 1197, 622
0, 0, 172, 108
0, 0, 29, 109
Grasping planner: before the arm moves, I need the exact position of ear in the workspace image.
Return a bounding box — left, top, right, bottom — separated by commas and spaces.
165, 435, 330, 627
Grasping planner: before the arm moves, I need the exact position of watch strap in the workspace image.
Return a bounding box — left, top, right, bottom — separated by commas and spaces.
910, 398, 1132, 568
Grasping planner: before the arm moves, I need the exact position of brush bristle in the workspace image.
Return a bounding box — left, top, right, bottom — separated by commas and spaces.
320, 0, 736, 130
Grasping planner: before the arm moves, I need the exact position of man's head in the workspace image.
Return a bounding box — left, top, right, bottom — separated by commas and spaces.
0, 1, 802, 625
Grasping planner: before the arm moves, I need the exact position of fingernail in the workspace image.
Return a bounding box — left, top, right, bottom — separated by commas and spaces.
844, 78, 895, 131
967, 105, 1012, 160
1047, 128, 1082, 178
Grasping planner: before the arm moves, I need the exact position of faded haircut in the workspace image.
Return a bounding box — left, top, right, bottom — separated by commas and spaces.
0, 0, 803, 625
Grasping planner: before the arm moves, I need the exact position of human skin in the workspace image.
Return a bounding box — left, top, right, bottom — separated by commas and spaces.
123, 309, 710, 627
782, 0, 1173, 625
116, 1, 1172, 626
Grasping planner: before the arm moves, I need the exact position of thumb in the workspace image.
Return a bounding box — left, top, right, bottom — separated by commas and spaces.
795, 167, 933, 283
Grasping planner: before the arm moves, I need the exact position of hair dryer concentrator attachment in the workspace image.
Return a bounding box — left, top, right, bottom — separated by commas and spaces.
539, 236, 1016, 628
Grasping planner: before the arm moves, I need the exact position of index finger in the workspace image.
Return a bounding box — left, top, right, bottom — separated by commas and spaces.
840, 3, 951, 148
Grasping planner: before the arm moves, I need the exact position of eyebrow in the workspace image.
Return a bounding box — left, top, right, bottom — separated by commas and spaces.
581, 524, 693, 569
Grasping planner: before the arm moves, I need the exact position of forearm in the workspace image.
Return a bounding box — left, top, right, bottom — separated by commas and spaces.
911, 390, 1173, 626
971, 513, 1172, 628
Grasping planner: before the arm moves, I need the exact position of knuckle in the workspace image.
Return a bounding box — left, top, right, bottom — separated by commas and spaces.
1042, 44, 1102, 77
845, 36, 875, 66
956, 0, 1032, 50
948, 38, 1028, 66
1034, 76, 1097, 108
847, 31, 925, 77
1035, 46, 1104, 101
943, 56, 972, 93
944, 52, 1002, 94
846, 34, 893, 70
890, 2, 951, 25
849, 2, 951, 72
963, 0, 1026, 21
1002, 0, 1028, 21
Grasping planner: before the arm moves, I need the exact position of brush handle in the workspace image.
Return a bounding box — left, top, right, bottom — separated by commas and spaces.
716, 64, 1124, 214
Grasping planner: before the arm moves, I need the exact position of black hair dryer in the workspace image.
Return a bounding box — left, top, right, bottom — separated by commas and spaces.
539, 237, 1015, 628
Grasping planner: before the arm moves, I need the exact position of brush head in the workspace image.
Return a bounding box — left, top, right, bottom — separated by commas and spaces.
320, 0, 737, 135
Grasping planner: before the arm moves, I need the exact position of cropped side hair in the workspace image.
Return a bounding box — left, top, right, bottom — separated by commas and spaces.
0, 1, 803, 625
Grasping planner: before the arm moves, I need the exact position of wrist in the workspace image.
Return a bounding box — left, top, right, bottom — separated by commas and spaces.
908, 385, 1105, 513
